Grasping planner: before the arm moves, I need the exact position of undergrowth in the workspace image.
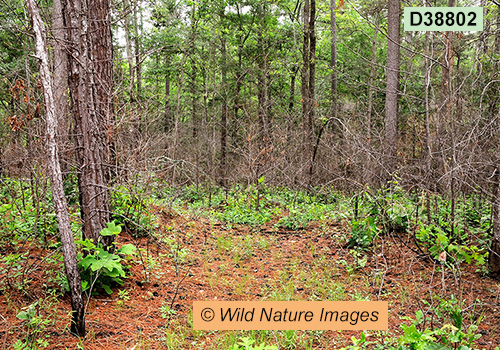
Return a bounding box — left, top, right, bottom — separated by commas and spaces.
0, 176, 497, 349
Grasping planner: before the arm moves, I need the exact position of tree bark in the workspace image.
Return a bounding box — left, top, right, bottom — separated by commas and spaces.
288, 65, 298, 113
301, 0, 310, 159
133, 0, 142, 100
367, 14, 379, 140
26, 0, 85, 336
51, 0, 70, 173
64, 0, 113, 248
330, 0, 337, 124
490, 168, 500, 275
164, 69, 172, 132
384, 0, 400, 174
257, 4, 268, 141
424, 0, 432, 224
301, 0, 316, 180
123, 0, 135, 101
220, 34, 228, 188
308, 0, 316, 131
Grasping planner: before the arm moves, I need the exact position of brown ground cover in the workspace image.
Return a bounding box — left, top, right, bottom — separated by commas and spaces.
1, 208, 499, 349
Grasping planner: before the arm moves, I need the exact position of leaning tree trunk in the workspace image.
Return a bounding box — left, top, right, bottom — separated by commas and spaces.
51, 0, 70, 173
26, 0, 85, 336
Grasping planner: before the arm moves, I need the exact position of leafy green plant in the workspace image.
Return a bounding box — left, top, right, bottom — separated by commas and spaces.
76, 221, 136, 294
397, 304, 482, 350
348, 216, 378, 249
116, 289, 131, 308
159, 300, 177, 319
229, 337, 277, 350
15, 297, 59, 350
416, 223, 488, 271
339, 249, 368, 273
111, 185, 159, 237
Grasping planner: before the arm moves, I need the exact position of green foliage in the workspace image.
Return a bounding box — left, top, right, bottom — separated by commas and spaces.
0, 178, 60, 242
110, 185, 159, 237
338, 249, 368, 273
62, 172, 80, 206
213, 185, 281, 226
178, 184, 343, 229
76, 222, 136, 294
14, 296, 59, 350
159, 300, 177, 319
229, 337, 277, 350
416, 224, 488, 271
348, 216, 377, 249
348, 182, 489, 272
0, 250, 31, 291
346, 301, 482, 350
397, 305, 481, 350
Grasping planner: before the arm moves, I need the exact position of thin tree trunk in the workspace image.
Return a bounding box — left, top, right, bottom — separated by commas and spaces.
191, 60, 197, 138
490, 168, 500, 275
384, 0, 400, 174
190, 2, 197, 139
445, 0, 456, 238
366, 14, 379, 140
257, 26, 268, 140
26, 0, 85, 335
164, 70, 171, 132
330, 0, 337, 124
133, 0, 142, 100
496, 4, 500, 53
123, 0, 135, 101
52, 0, 69, 173
424, 2, 432, 224
308, 0, 316, 146
301, 0, 310, 161
288, 65, 298, 113
220, 34, 228, 188
173, 54, 187, 164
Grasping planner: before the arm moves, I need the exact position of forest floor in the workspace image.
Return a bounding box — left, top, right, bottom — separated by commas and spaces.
1, 206, 500, 349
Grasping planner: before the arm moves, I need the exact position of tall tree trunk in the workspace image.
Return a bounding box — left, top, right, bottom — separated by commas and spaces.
384, 0, 400, 175
366, 14, 379, 140
190, 3, 198, 139
330, 0, 337, 124
123, 0, 135, 101
301, 0, 311, 163
257, 10, 268, 141
164, 70, 172, 132
90, 0, 116, 183
443, 0, 456, 238
424, 0, 432, 224
301, 0, 316, 180
26, 0, 85, 335
288, 65, 298, 113
191, 60, 197, 138
308, 0, 316, 131
133, 0, 142, 100
52, 0, 70, 173
64, 0, 113, 248
220, 34, 228, 188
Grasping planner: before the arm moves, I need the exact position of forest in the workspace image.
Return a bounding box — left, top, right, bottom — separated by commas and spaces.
0, 0, 499, 348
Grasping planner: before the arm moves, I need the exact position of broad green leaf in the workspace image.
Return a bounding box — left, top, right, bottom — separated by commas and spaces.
117, 244, 137, 256
102, 284, 113, 294
100, 221, 122, 236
